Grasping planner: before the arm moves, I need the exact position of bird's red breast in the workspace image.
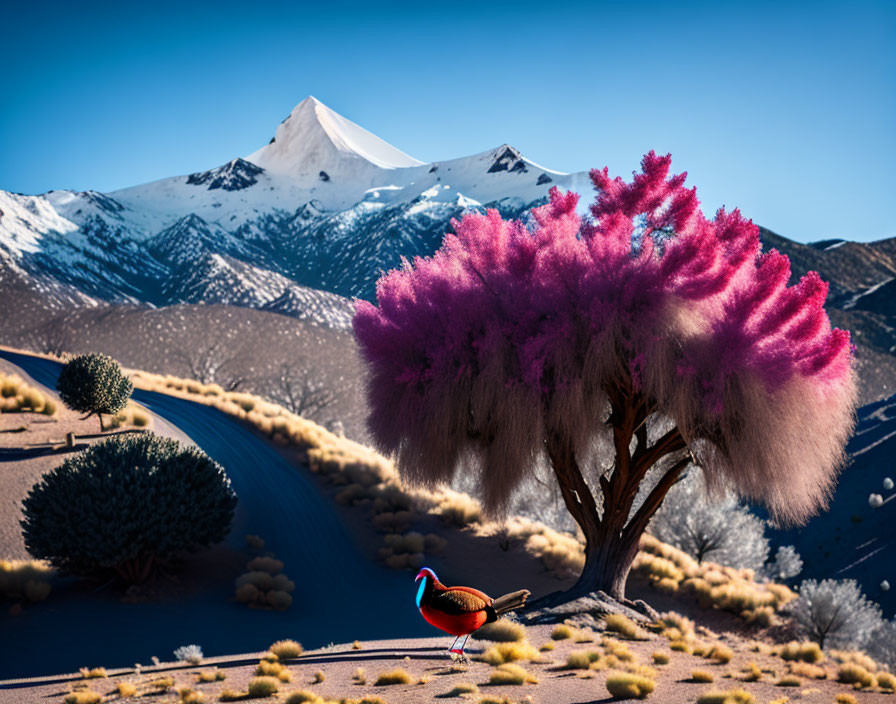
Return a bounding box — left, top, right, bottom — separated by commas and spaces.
418, 581, 495, 636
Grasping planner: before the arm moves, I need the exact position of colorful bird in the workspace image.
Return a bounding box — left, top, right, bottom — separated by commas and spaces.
414, 567, 530, 657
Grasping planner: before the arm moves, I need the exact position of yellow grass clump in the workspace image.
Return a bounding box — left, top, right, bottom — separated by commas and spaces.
564, 650, 602, 669
695, 689, 756, 704
478, 641, 541, 666
442, 682, 479, 697
709, 644, 734, 664
551, 624, 575, 640
740, 663, 762, 682
246, 676, 280, 697
691, 670, 716, 683
64, 691, 101, 704
198, 670, 226, 682
604, 671, 655, 700
0, 372, 57, 415
604, 614, 649, 640
117, 682, 138, 697
779, 641, 825, 664
374, 668, 413, 685
269, 639, 303, 659
311, 671, 325, 684
787, 662, 826, 679
775, 675, 801, 687
652, 651, 670, 665
877, 671, 896, 691
487, 663, 538, 685
79, 667, 107, 679
835, 694, 858, 704
178, 687, 206, 704
472, 619, 526, 643
283, 692, 324, 704
837, 663, 876, 689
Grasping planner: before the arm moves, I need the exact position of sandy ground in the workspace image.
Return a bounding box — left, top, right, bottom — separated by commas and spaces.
2, 623, 893, 704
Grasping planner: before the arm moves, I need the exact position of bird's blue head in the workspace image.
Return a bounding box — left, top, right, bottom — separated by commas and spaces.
414, 567, 437, 608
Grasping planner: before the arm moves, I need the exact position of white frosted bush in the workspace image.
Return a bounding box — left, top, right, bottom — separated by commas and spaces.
173, 644, 203, 665
791, 579, 882, 649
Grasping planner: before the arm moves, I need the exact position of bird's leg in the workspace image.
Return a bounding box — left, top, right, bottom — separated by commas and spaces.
449, 634, 470, 662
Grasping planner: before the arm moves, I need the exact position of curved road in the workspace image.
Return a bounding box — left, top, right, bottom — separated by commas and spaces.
0, 350, 428, 678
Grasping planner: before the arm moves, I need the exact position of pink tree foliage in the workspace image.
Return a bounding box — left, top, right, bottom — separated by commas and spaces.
354, 151, 857, 600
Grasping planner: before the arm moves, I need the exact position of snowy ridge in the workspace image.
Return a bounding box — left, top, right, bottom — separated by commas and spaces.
0, 96, 592, 324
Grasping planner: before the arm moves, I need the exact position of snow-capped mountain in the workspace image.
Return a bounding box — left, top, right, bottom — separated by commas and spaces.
0, 96, 591, 327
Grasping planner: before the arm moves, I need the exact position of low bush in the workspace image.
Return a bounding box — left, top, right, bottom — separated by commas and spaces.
311, 671, 325, 684
695, 690, 756, 704
877, 671, 896, 691
691, 670, 715, 682
478, 641, 540, 665
709, 644, 734, 664
79, 667, 106, 679
551, 624, 575, 640
284, 692, 322, 704
652, 651, 670, 665
174, 644, 204, 665
787, 662, 826, 679
837, 663, 875, 688
775, 675, 801, 687
605, 614, 648, 640
374, 668, 413, 685
22, 433, 237, 582
604, 671, 655, 699
487, 664, 538, 685
779, 641, 825, 664
835, 694, 858, 704
441, 682, 478, 697
269, 639, 303, 659
740, 663, 762, 682
472, 619, 526, 643
64, 691, 101, 704
198, 670, 226, 682
564, 650, 602, 669
247, 676, 279, 697
117, 682, 138, 697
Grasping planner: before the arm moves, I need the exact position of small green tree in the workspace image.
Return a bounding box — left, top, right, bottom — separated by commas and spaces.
21, 433, 238, 583
56, 353, 133, 430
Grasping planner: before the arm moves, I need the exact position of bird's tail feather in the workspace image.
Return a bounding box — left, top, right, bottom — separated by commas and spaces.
492, 589, 530, 614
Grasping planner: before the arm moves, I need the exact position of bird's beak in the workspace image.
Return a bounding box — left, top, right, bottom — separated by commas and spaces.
414, 569, 426, 582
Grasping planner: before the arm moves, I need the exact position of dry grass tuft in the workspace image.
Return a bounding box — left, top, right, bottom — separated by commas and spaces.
487, 663, 538, 685
709, 644, 734, 664
691, 670, 715, 683
877, 671, 896, 691
246, 677, 279, 698
652, 651, 670, 665
740, 663, 762, 682
79, 668, 107, 679
352, 667, 367, 685
837, 663, 876, 689
472, 619, 526, 643
835, 694, 858, 704
117, 682, 138, 697
310, 671, 325, 684
198, 670, 227, 682
283, 692, 323, 704
604, 671, 655, 700
779, 641, 825, 664
374, 668, 413, 686
551, 624, 575, 640
64, 691, 101, 704
775, 675, 801, 687
178, 687, 207, 704
478, 641, 540, 666
787, 662, 826, 679
440, 682, 479, 697
695, 689, 756, 704
604, 614, 649, 640
565, 650, 602, 669
269, 640, 303, 659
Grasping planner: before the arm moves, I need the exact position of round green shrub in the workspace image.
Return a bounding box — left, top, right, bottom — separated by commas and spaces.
56, 353, 133, 422
21, 432, 238, 582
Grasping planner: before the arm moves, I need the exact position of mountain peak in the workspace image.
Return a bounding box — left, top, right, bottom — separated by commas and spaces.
246, 96, 423, 179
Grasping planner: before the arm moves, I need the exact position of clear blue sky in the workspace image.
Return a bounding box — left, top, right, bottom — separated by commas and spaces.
1, 0, 893, 242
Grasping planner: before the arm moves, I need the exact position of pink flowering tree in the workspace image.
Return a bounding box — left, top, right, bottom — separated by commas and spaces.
353, 152, 857, 602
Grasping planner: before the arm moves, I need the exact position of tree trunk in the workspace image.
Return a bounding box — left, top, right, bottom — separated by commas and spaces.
539, 385, 689, 607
